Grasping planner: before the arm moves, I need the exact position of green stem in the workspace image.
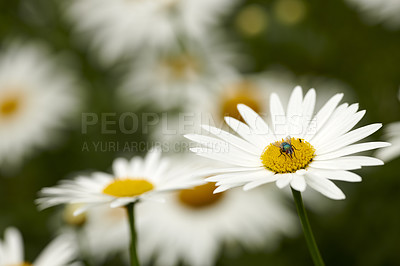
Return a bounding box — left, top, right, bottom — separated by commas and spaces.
291, 188, 325, 266
126, 202, 140, 266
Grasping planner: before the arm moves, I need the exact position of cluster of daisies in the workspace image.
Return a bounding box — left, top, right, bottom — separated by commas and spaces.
1, 0, 400, 265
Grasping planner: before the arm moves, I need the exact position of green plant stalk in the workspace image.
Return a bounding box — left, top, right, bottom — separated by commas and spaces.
127, 202, 140, 266
291, 188, 325, 266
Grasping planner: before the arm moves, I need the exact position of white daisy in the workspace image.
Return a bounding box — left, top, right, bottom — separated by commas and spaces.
118, 36, 239, 111
66, 0, 238, 64
0, 42, 81, 168
36, 149, 203, 214
185, 86, 390, 199
137, 158, 296, 266
375, 121, 400, 162
0, 227, 78, 266
346, 0, 400, 29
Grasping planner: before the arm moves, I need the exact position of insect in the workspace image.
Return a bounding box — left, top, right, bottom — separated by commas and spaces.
272, 136, 297, 159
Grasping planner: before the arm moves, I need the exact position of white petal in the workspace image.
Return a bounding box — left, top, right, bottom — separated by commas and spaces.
237, 104, 271, 135
5, 227, 23, 263
310, 159, 361, 170
290, 175, 306, 192
200, 125, 262, 155
308, 93, 343, 138
269, 92, 286, 139
144, 148, 161, 175
72, 204, 95, 216
110, 197, 135, 208
300, 89, 316, 137
276, 173, 293, 188
214, 170, 273, 185
214, 185, 233, 193
316, 142, 390, 160
286, 86, 305, 138
310, 169, 362, 182
316, 123, 382, 154
112, 158, 129, 177
190, 147, 261, 167
243, 175, 278, 191
193, 167, 265, 178
286, 86, 303, 120
305, 173, 346, 200
338, 156, 384, 166
34, 234, 76, 266
185, 134, 232, 150
311, 103, 349, 142
224, 117, 270, 148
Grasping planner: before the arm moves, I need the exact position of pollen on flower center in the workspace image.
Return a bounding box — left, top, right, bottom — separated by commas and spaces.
178, 182, 224, 209
261, 137, 315, 174
102, 179, 154, 197
8, 263, 32, 266
0, 95, 21, 117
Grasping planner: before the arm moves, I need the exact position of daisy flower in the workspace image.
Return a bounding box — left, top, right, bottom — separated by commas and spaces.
117, 36, 238, 111
137, 158, 296, 266
185, 86, 390, 200
65, 0, 239, 64
36, 149, 203, 214
0, 41, 81, 168
346, 0, 400, 29
37, 149, 204, 266
0, 227, 78, 266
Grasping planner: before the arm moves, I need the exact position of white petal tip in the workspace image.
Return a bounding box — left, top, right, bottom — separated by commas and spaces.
291, 185, 306, 193
294, 85, 302, 90
213, 186, 228, 193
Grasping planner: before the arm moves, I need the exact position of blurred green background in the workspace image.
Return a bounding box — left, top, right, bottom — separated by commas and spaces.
1, 0, 400, 265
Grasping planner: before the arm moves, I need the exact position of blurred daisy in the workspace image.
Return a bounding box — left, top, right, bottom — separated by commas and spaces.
0, 42, 81, 168
375, 122, 400, 162
186, 86, 390, 199
61, 205, 129, 265
118, 37, 238, 111
137, 158, 296, 266
66, 0, 238, 64
346, 0, 400, 29
36, 149, 203, 214
0, 227, 78, 266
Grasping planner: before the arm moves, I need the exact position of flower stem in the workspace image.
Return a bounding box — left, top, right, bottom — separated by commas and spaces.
291, 188, 325, 266
126, 202, 140, 266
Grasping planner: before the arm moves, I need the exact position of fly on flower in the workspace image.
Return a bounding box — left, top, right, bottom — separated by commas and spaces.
272, 136, 298, 159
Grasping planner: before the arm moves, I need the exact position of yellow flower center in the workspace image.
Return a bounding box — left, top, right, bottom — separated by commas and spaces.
220, 80, 262, 122
63, 204, 87, 227
102, 179, 154, 197
8, 263, 32, 266
0, 95, 21, 117
178, 182, 224, 209
261, 137, 315, 174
